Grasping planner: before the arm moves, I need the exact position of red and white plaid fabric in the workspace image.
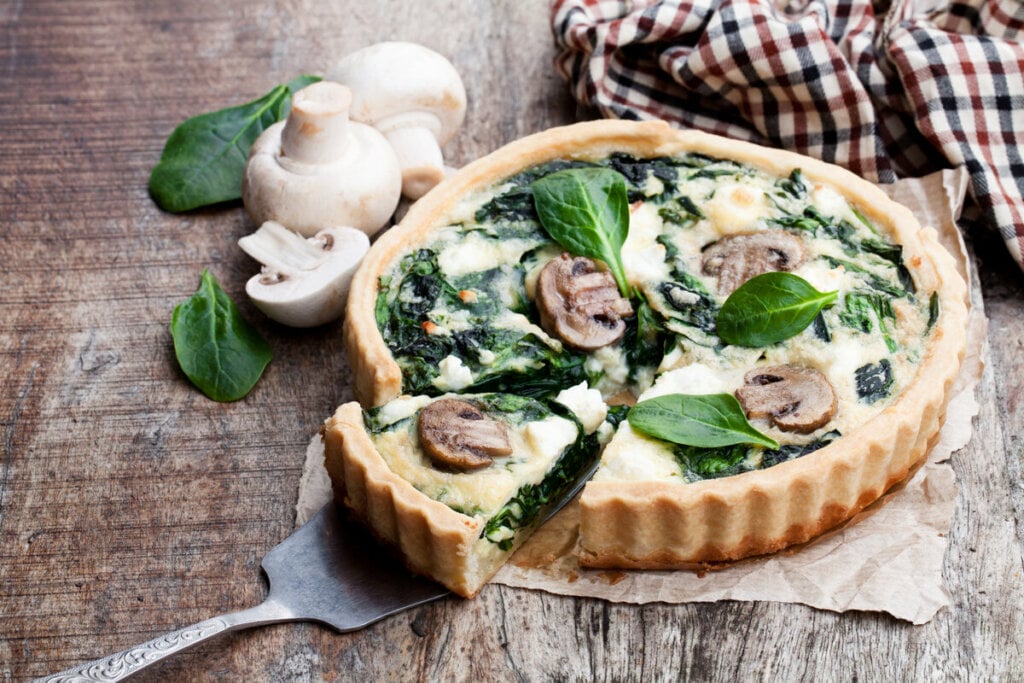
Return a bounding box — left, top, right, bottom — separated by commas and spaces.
551, 0, 1024, 271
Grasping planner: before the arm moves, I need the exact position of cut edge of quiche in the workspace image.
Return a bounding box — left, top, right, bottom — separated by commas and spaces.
327, 119, 969, 591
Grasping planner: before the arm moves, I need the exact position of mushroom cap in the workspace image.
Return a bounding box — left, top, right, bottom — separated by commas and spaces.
735, 365, 837, 433
536, 254, 634, 351
241, 119, 402, 237
702, 229, 806, 295
417, 398, 512, 471
328, 41, 467, 144
242, 225, 370, 328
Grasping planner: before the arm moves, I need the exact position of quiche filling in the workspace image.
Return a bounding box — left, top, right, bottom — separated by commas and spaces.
373, 153, 935, 487
361, 389, 614, 551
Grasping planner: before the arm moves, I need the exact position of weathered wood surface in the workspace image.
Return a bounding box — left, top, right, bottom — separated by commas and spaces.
1, 1, 1022, 680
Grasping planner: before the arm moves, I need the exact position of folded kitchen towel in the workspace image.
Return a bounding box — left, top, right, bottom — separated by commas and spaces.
551, 0, 1024, 270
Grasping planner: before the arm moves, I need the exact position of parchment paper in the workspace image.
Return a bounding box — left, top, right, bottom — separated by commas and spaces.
295, 168, 986, 624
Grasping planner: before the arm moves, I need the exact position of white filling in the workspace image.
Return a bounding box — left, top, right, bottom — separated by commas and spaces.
373, 395, 433, 428
437, 231, 536, 277
555, 382, 608, 434
622, 202, 672, 285
705, 183, 770, 235
432, 355, 474, 391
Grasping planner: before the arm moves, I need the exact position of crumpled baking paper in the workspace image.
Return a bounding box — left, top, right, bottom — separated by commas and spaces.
295, 168, 985, 624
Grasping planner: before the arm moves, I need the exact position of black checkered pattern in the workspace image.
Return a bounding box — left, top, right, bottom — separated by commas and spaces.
552, 0, 1024, 270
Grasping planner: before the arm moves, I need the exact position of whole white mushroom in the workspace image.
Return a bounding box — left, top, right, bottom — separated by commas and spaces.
329, 42, 467, 199
242, 81, 402, 237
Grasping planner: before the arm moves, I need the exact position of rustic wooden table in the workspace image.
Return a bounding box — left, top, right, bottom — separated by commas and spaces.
2, 1, 1022, 680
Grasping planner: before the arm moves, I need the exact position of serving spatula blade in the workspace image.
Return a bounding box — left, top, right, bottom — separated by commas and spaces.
40, 459, 598, 682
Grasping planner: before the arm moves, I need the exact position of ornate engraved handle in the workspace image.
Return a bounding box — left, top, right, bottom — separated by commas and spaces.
39, 600, 292, 682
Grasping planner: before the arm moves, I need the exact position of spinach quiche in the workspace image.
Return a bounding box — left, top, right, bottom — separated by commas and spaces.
323, 120, 967, 594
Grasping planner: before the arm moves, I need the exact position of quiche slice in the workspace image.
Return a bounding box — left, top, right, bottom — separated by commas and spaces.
326, 119, 968, 591
322, 387, 611, 597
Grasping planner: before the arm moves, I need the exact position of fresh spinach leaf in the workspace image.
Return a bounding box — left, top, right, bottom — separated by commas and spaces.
170, 270, 273, 401
149, 75, 321, 212
531, 167, 631, 296
629, 393, 779, 449
716, 272, 837, 347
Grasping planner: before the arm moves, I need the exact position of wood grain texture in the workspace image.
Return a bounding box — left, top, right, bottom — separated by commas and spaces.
0, 1, 1021, 680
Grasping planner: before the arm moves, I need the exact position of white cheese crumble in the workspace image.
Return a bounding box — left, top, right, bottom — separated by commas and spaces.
432, 355, 474, 391
705, 183, 769, 235
555, 382, 608, 434
374, 395, 434, 428
622, 202, 672, 285
493, 311, 563, 351
524, 416, 579, 460
437, 231, 535, 277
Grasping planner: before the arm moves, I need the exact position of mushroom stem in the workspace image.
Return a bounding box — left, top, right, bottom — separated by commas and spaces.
238, 221, 328, 278
280, 82, 353, 166
383, 126, 445, 199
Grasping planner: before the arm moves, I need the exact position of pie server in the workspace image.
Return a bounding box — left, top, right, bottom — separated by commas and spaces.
39, 461, 598, 682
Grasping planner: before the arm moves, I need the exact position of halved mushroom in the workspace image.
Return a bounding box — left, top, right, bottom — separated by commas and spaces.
418, 399, 512, 471
536, 254, 634, 351
735, 365, 837, 433
701, 230, 806, 294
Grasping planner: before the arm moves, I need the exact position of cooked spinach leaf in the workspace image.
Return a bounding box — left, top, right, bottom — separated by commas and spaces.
674, 443, 750, 479
149, 75, 320, 212
674, 429, 841, 480
822, 255, 911, 298
629, 393, 779, 449
658, 281, 718, 334
482, 411, 597, 550
776, 169, 808, 199
621, 297, 672, 383
377, 248, 587, 397
170, 270, 272, 401
716, 272, 837, 347
759, 430, 841, 469
812, 311, 832, 342
838, 291, 897, 352
855, 359, 894, 403
927, 292, 940, 331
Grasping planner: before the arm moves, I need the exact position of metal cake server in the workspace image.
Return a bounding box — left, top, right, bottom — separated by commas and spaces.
41, 461, 597, 682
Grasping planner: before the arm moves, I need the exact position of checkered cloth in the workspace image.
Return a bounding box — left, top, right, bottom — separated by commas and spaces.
551, 0, 1024, 271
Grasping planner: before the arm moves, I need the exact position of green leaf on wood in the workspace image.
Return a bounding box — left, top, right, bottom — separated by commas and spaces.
149, 75, 321, 212
170, 270, 273, 401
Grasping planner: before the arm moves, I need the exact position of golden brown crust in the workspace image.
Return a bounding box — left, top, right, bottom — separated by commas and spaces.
338, 119, 969, 574
322, 403, 487, 597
